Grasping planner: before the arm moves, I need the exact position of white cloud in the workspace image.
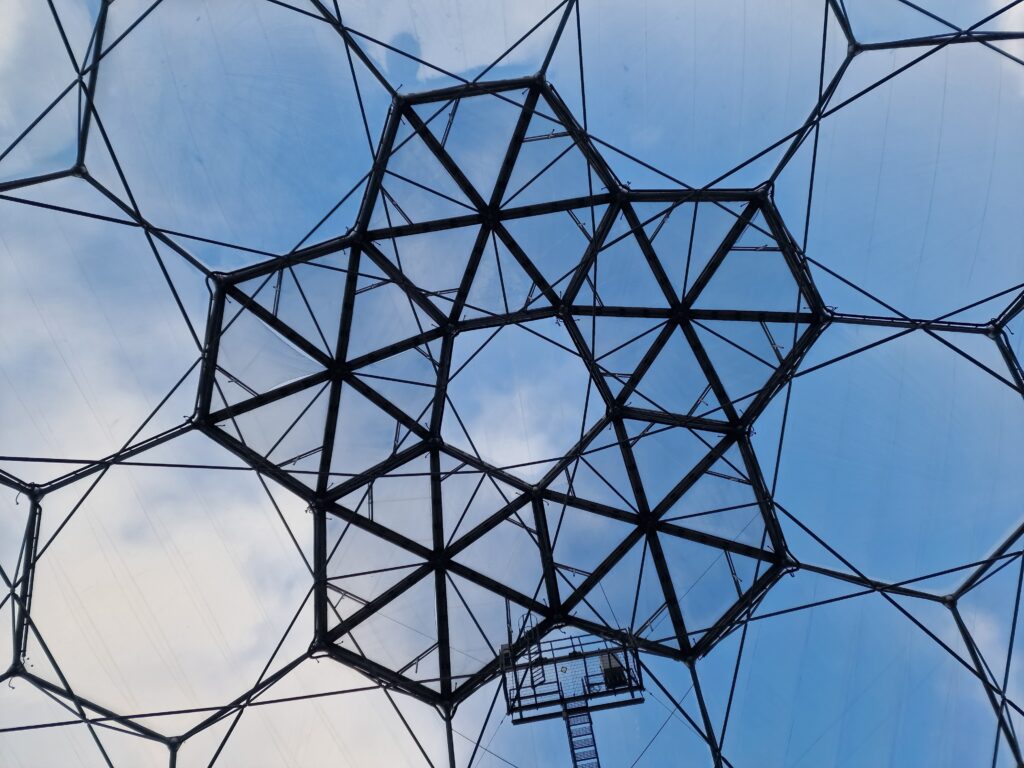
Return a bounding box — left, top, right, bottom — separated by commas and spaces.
337, 0, 562, 84
3, 2, 1022, 765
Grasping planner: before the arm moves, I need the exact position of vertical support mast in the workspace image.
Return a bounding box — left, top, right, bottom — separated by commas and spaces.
12, 492, 41, 668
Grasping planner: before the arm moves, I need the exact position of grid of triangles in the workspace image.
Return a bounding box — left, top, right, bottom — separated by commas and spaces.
200, 77, 826, 704
2, 1, 1024, 767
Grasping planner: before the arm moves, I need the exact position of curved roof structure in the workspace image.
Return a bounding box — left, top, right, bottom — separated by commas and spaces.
1, 1, 1023, 766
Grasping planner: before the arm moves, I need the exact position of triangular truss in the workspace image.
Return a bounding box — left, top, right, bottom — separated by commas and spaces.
194, 75, 827, 709
3, 1, 1024, 766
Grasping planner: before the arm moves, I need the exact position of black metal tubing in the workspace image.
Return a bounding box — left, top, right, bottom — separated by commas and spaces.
184, 73, 840, 708
6, 14, 1018, 760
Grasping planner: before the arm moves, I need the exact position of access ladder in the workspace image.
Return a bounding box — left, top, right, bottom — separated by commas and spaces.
564, 703, 601, 768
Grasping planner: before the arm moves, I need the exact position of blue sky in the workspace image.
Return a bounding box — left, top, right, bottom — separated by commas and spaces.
1, 1, 1024, 766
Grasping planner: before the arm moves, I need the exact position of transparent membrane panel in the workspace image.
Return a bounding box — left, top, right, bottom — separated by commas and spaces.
27, 438, 313, 732
3, 1, 1023, 765
0, 183, 206, 484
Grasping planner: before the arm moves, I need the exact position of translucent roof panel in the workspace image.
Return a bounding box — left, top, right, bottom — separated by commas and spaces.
1, 2, 1023, 766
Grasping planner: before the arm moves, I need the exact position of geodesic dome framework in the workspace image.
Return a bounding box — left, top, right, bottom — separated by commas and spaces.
2, 1, 1024, 767
199, 74, 828, 704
